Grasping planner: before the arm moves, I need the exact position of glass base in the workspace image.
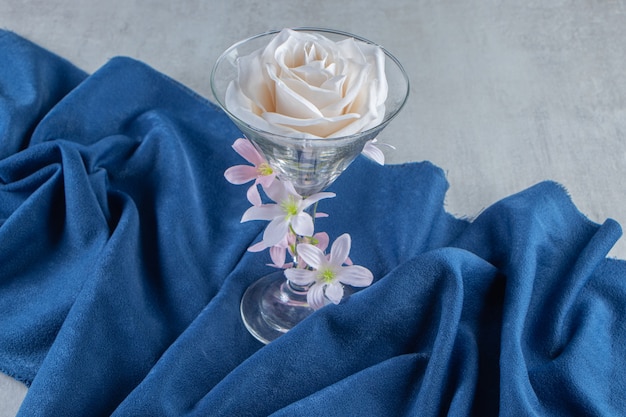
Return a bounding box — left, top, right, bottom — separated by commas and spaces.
240, 270, 315, 344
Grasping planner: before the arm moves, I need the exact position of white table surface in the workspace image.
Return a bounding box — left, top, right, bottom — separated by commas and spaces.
1, 0, 625, 414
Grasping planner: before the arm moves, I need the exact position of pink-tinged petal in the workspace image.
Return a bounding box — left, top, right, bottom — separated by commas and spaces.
248, 240, 269, 252
329, 233, 351, 265
307, 283, 326, 310
232, 138, 265, 166
290, 212, 314, 237
296, 243, 327, 270
269, 245, 286, 268
257, 174, 276, 189
315, 212, 329, 218
241, 204, 283, 222
344, 256, 353, 266
314, 232, 329, 252
263, 180, 290, 203
246, 184, 262, 206
325, 282, 344, 304
337, 265, 373, 287
263, 218, 290, 247
302, 192, 335, 208
224, 165, 258, 185
284, 268, 316, 286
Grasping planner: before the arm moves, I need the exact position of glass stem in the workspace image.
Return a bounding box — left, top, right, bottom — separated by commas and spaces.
288, 201, 319, 269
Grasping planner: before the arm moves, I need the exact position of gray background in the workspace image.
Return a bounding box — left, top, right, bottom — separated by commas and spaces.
1, 0, 625, 414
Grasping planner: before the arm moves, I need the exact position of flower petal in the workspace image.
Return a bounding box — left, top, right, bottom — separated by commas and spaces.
281, 180, 300, 198
224, 165, 258, 185
248, 240, 269, 252
262, 111, 360, 138
246, 184, 262, 206
266, 65, 324, 119
307, 283, 326, 310
232, 138, 266, 166
263, 180, 290, 203
290, 212, 314, 237
241, 204, 282, 222
269, 245, 286, 268
296, 243, 327, 270
263, 218, 290, 248
337, 265, 374, 287
257, 173, 276, 189
313, 232, 329, 252
302, 191, 335, 208
361, 141, 385, 165
325, 282, 344, 304
284, 268, 316, 286
329, 233, 351, 266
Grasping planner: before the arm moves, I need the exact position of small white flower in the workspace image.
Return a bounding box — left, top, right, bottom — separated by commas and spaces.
241, 180, 334, 250
285, 233, 373, 310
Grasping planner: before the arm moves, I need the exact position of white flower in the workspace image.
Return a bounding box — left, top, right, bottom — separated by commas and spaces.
241, 180, 335, 250
285, 233, 373, 310
225, 28, 388, 138
361, 138, 395, 165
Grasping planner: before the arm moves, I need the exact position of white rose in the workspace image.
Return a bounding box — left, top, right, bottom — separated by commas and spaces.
225, 28, 388, 138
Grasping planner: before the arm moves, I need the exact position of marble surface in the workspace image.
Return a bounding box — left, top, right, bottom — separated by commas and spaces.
1, 0, 625, 414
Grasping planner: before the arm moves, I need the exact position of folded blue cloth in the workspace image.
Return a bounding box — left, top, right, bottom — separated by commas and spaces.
1, 29, 625, 416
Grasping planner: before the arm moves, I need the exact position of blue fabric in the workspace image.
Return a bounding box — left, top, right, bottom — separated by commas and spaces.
1, 29, 625, 416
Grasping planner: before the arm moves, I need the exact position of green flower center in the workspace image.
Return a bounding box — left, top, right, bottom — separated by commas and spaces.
280, 196, 299, 217
319, 268, 336, 284
257, 163, 274, 176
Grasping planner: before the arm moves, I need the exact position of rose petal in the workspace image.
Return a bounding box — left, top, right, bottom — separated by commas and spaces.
226, 81, 279, 132
238, 53, 274, 113
267, 64, 323, 120
262, 112, 360, 138
323, 64, 368, 115
282, 76, 343, 113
